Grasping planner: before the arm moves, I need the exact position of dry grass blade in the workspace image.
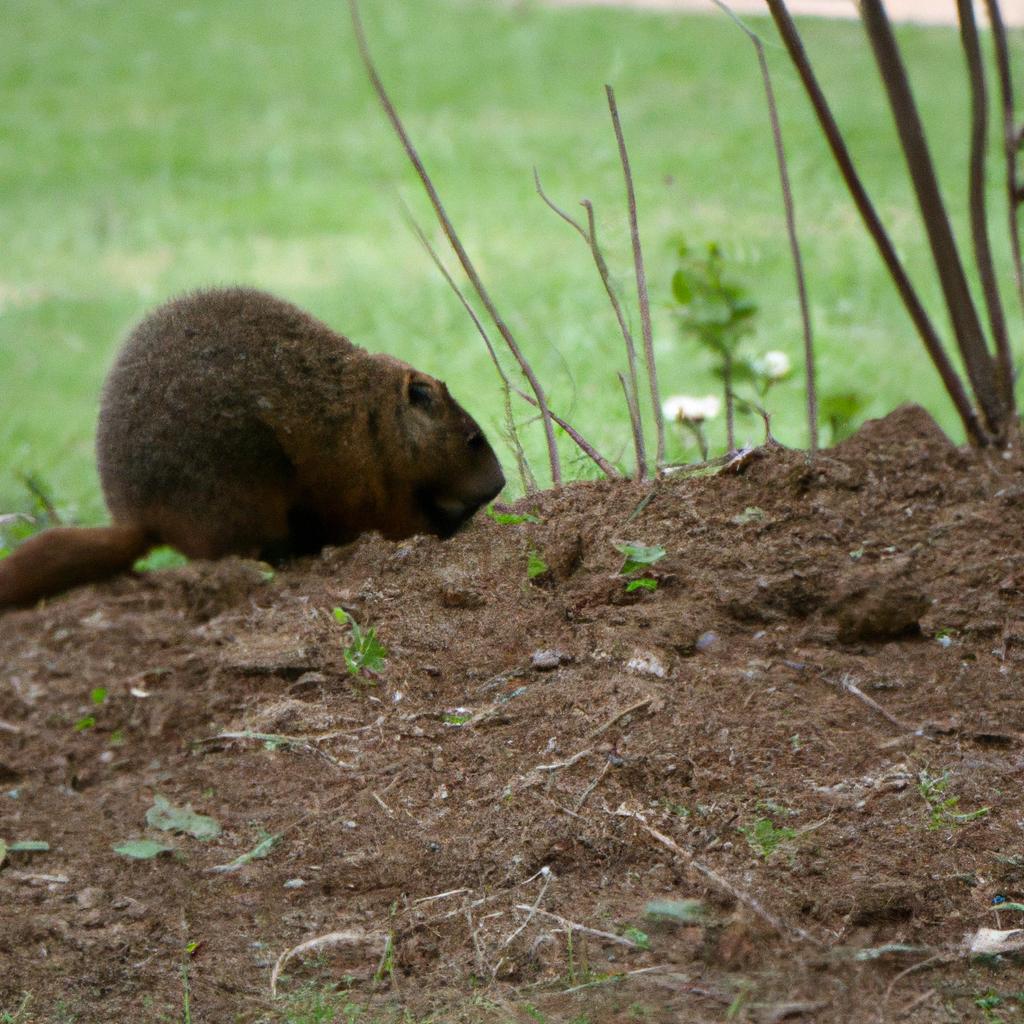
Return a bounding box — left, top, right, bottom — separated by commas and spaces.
534, 168, 648, 478
712, 0, 818, 457
269, 928, 386, 996
400, 203, 537, 494
347, 0, 562, 484
514, 905, 646, 948
606, 84, 665, 468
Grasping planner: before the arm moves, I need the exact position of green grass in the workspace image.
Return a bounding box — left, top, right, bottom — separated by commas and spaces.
2, 0, 1021, 520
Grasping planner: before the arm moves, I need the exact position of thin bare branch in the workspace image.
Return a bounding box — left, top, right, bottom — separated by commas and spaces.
983, 0, 1024, 346
399, 203, 537, 494
615, 810, 824, 946
510, 383, 621, 478
713, 1, 818, 456
859, 0, 1002, 437
533, 167, 648, 477
765, 0, 990, 447
959, 0, 1013, 414
348, 0, 562, 484
607, 85, 666, 467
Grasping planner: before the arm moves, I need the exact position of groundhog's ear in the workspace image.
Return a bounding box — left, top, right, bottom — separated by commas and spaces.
406, 373, 435, 410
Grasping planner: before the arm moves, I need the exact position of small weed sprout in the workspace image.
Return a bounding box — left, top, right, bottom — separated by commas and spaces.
615, 541, 666, 593
487, 505, 541, 526
332, 607, 387, 678
526, 549, 549, 580
917, 770, 990, 830
739, 817, 797, 860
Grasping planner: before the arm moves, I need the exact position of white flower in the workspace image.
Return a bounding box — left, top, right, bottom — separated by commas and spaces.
753, 350, 792, 381
662, 394, 721, 423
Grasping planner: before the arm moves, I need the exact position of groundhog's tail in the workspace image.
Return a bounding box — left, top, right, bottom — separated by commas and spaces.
0, 524, 152, 609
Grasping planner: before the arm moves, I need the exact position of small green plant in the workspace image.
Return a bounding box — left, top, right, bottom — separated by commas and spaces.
670, 239, 758, 450
332, 608, 387, 677
918, 771, 990, 830
133, 545, 189, 572
526, 549, 549, 580
615, 541, 665, 593
739, 817, 797, 860
487, 505, 541, 525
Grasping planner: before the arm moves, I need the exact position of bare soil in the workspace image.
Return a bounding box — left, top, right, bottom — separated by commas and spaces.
2, 405, 1024, 1024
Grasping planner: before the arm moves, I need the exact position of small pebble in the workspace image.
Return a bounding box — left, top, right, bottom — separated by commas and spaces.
283, 878, 306, 889
531, 649, 568, 671
696, 631, 718, 651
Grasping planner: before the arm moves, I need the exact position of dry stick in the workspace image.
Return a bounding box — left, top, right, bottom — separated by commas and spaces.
607, 85, 666, 468
765, 0, 989, 447
620, 813, 823, 946
859, 0, 1003, 439
348, 0, 561, 485
533, 169, 648, 478
959, 0, 1014, 415
400, 205, 537, 494
985, 0, 1024, 323
514, 906, 645, 949
713, 1, 818, 456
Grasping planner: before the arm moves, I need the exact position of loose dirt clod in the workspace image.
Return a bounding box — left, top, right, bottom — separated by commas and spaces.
2, 405, 1023, 1021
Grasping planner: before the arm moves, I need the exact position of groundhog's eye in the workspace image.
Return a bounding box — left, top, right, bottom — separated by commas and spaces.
408, 380, 434, 409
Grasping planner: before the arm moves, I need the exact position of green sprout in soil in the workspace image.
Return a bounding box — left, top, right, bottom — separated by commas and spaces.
739, 817, 797, 860
487, 505, 541, 526
526, 549, 549, 580
918, 771, 990, 831
615, 541, 666, 593
332, 608, 387, 677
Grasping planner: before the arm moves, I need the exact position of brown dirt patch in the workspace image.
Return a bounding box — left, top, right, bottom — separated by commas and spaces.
3, 405, 1024, 1023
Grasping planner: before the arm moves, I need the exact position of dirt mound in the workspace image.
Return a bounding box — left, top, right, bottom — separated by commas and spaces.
2, 404, 1023, 1022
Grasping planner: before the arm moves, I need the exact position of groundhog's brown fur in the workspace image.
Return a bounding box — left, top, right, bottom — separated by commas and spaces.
0, 288, 505, 608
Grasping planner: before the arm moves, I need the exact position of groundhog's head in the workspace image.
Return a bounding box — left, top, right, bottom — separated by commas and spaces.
385, 363, 505, 539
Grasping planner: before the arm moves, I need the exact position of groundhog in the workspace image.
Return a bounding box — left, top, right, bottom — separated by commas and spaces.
0, 287, 505, 608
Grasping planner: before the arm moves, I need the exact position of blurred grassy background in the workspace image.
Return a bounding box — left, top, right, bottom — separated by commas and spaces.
1, 0, 1021, 522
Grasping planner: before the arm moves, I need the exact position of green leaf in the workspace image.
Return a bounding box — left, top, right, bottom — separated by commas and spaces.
74, 715, 95, 732
332, 607, 350, 625
625, 577, 658, 593
486, 505, 540, 525
8, 840, 49, 853
615, 542, 666, 575
527, 549, 549, 580
145, 795, 221, 841
133, 546, 189, 572
993, 902, 1024, 913
622, 926, 651, 950
670, 269, 693, 305
208, 832, 281, 874
113, 839, 175, 860
442, 712, 473, 726
90, 687, 107, 705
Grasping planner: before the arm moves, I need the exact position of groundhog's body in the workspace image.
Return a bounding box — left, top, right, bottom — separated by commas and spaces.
0, 288, 505, 607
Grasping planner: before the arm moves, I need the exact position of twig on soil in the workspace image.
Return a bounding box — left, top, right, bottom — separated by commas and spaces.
348, 0, 562, 484
514, 905, 645, 949
499, 867, 554, 952
607, 84, 666, 469
199, 730, 355, 770
880, 953, 949, 1024
589, 696, 653, 738
534, 169, 648, 478
574, 761, 611, 813
5, 871, 69, 885
270, 928, 386, 996
413, 887, 472, 905
823, 673, 920, 734
536, 748, 593, 772
0, 719, 22, 734
558, 964, 678, 995
615, 809, 823, 946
